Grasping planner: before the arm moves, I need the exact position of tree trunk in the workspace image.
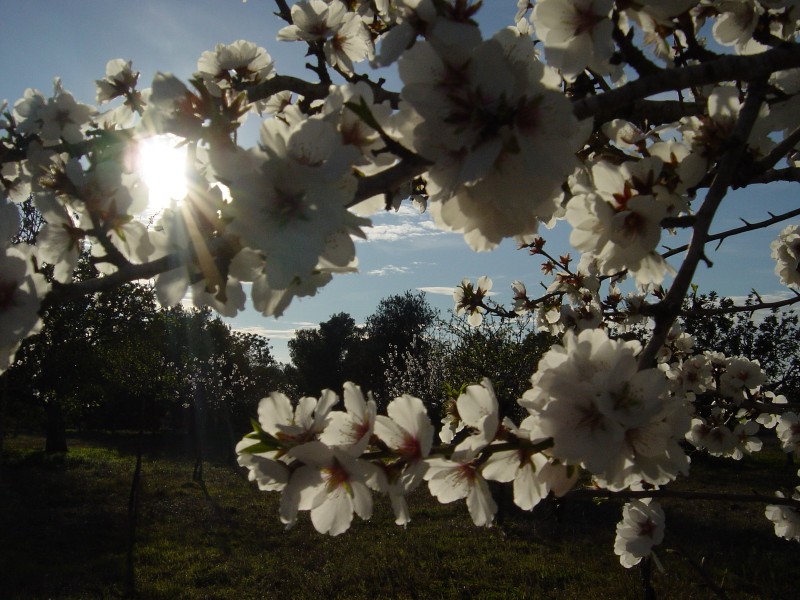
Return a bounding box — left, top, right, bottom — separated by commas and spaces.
44, 399, 68, 453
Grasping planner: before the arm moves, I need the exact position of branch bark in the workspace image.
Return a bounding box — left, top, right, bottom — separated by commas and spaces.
661, 206, 800, 260
573, 44, 800, 121
639, 79, 769, 368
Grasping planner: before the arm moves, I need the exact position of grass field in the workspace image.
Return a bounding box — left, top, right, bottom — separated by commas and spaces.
1, 433, 798, 599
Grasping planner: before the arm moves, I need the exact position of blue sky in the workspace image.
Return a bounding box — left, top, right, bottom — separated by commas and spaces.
2, 1, 796, 362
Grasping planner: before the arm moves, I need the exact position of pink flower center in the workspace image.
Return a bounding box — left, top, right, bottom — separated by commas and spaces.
324, 460, 351, 493
572, 7, 606, 37
350, 419, 371, 444
398, 433, 422, 461
637, 517, 658, 538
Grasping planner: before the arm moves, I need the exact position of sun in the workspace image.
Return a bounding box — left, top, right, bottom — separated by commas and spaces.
137, 134, 189, 213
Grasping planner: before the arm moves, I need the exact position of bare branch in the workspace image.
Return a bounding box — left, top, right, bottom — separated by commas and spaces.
682, 294, 800, 317
573, 43, 800, 121
42, 254, 180, 309
245, 73, 400, 110
612, 25, 661, 78
569, 99, 704, 130
639, 79, 769, 368
273, 0, 292, 23
745, 125, 800, 179
246, 74, 330, 104
747, 167, 800, 186
351, 156, 430, 206
662, 206, 800, 260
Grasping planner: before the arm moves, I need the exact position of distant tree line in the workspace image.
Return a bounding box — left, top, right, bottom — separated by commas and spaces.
2, 265, 284, 456
3, 271, 797, 461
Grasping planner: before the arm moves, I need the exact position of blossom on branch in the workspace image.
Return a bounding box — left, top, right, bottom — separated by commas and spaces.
522, 328, 689, 489
399, 26, 584, 249
614, 499, 665, 568
771, 225, 800, 288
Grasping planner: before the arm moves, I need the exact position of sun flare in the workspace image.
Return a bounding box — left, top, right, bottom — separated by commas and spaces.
138, 135, 188, 212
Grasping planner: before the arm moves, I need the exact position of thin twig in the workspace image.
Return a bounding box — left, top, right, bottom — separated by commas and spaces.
679, 294, 800, 317
613, 25, 662, 78
661, 206, 800, 259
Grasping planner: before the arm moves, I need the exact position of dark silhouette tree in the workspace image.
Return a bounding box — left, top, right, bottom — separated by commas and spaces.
361, 291, 437, 407
287, 312, 362, 396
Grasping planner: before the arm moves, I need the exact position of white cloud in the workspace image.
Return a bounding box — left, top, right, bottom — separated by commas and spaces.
233, 326, 297, 340
368, 265, 410, 276
364, 219, 444, 242
727, 291, 792, 305
417, 285, 497, 297
417, 286, 456, 296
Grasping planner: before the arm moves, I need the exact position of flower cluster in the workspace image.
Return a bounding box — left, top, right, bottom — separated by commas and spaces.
2, 0, 800, 575
766, 473, 800, 543
237, 328, 685, 554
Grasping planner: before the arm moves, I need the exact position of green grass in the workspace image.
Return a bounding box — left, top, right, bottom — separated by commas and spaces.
1, 433, 798, 599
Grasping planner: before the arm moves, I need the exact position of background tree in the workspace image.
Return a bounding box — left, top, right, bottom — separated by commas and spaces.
436, 313, 557, 423
361, 291, 437, 407
681, 291, 800, 401
287, 312, 363, 397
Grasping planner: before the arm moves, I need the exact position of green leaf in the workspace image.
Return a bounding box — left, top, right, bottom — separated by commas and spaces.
239, 442, 275, 455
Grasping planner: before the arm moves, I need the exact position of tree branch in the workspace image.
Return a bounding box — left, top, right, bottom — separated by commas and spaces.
747, 167, 800, 186
745, 124, 800, 180
41, 254, 181, 309
639, 79, 769, 368
245, 74, 330, 104
573, 43, 800, 121
681, 294, 800, 317
661, 206, 800, 260
612, 26, 661, 78
351, 156, 430, 207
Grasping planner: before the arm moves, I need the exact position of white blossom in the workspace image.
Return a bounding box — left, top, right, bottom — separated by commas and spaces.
614, 499, 665, 568
771, 225, 800, 288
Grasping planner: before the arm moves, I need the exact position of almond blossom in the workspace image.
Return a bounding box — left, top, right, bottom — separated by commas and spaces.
766, 474, 800, 542
776, 412, 800, 458
0, 245, 49, 371
36, 80, 95, 146
523, 328, 687, 486
452, 378, 500, 457
453, 276, 492, 327
277, 0, 372, 74
614, 499, 665, 568
482, 418, 577, 511
398, 28, 583, 249
280, 441, 375, 535
531, 0, 615, 81
197, 40, 274, 94
31, 194, 83, 283
374, 393, 434, 525
210, 111, 367, 291
771, 225, 800, 288
423, 455, 497, 527
565, 159, 672, 286
95, 58, 140, 105
319, 382, 376, 456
